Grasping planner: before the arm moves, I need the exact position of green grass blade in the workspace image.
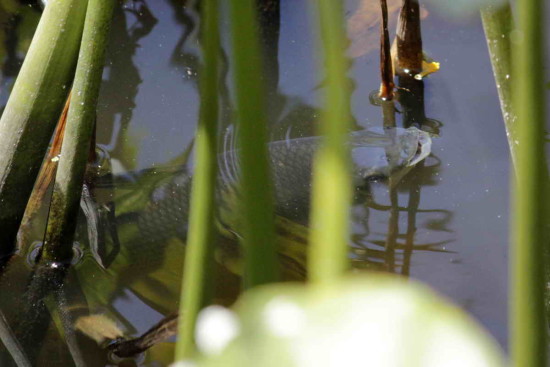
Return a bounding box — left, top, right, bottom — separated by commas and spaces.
0, 0, 88, 259
308, 0, 353, 283
42, 0, 116, 262
480, 4, 517, 167
510, 0, 547, 365
175, 0, 220, 359
228, 0, 278, 288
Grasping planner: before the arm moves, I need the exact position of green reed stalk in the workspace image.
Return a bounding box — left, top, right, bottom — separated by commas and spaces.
510, 0, 547, 365
41, 0, 116, 263
0, 0, 87, 259
308, 0, 352, 283
480, 4, 517, 167
175, 0, 220, 360
228, 0, 278, 288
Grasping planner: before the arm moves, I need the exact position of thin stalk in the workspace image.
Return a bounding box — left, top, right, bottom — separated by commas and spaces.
379, 0, 394, 100
175, 0, 220, 360
308, 0, 352, 283
480, 4, 517, 167
0, 0, 88, 260
510, 0, 547, 365
41, 0, 116, 263
228, 0, 278, 288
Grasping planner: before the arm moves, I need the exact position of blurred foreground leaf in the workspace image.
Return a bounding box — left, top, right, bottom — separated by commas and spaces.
423, 0, 507, 18
193, 275, 505, 367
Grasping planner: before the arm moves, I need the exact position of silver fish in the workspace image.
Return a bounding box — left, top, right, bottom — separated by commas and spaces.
134, 127, 431, 242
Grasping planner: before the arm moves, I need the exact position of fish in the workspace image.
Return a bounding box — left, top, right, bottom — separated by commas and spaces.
130, 127, 432, 243
65, 126, 431, 346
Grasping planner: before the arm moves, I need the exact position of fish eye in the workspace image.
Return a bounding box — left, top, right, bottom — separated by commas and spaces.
364, 174, 386, 183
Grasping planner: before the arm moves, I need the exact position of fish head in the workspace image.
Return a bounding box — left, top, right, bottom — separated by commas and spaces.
350, 127, 432, 187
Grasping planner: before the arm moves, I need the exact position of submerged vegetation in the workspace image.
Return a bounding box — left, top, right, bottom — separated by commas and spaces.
0, 0, 546, 366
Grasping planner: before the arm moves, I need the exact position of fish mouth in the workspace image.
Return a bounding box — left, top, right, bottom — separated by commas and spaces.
407, 130, 432, 167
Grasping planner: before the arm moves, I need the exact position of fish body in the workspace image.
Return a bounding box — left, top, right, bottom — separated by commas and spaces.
134, 127, 431, 242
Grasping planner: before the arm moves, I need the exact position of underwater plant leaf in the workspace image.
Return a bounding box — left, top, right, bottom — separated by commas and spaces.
74, 314, 124, 344
193, 275, 506, 367
0, 0, 88, 255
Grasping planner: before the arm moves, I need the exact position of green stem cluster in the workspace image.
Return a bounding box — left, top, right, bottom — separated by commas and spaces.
42, 0, 116, 263
0, 0, 88, 258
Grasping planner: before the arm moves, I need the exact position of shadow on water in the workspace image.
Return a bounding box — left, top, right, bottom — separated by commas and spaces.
97, 0, 157, 169
0, 0, 510, 365
0, 2, 40, 107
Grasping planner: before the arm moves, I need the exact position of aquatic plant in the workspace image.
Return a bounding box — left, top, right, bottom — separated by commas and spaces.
482, 1, 548, 366
42, 0, 116, 263
0, 0, 87, 260
509, 0, 547, 365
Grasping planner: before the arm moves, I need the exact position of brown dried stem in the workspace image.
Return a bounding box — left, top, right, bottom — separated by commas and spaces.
17, 93, 72, 249
379, 0, 395, 100
394, 0, 423, 77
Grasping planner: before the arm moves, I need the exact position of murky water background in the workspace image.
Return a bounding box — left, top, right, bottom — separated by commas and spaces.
0, 0, 516, 365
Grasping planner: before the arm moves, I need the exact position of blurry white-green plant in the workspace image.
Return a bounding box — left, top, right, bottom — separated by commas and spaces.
184, 275, 505, 367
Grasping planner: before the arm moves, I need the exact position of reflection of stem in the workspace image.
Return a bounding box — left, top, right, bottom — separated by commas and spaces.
381, 97, 397, 272
398, 76, 425, 128
402, 161, 422, 276
385, 188, 398, 272
395, 0, 426, 276
52, 291, 86, 367
257, 0, 280, 105
381, 100, 396, 129
101, 3, 156, 165
0, 310, 31, 367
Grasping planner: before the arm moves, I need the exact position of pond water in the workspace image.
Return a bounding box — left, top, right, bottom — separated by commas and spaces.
0, 0, 517, 365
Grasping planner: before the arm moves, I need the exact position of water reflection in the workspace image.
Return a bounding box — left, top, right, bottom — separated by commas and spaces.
98, 1, 157, 168
348, 42, 450, 274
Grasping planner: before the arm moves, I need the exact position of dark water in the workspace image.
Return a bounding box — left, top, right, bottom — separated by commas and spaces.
0, 0, 513, 365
